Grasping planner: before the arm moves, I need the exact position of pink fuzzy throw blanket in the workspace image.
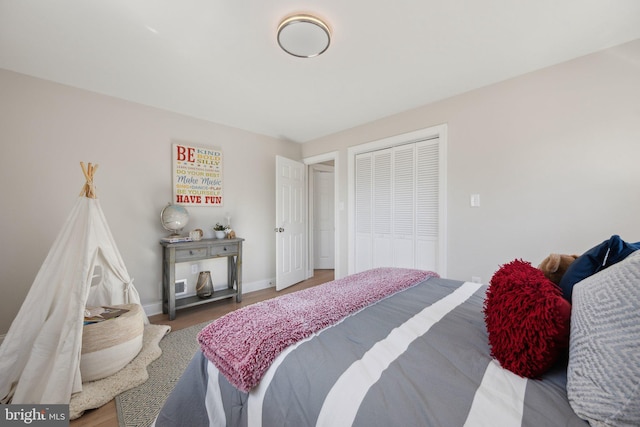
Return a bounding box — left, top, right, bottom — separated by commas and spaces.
197, 267, 438, 392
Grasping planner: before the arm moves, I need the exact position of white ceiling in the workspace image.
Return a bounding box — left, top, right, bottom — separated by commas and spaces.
1, 1, 639, 143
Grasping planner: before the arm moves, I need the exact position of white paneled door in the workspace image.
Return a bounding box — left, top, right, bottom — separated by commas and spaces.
313, 166, 335, 269
275, 155, 306, 290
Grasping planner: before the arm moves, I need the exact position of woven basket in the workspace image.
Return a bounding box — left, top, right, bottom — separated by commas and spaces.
80, 303, 144, 382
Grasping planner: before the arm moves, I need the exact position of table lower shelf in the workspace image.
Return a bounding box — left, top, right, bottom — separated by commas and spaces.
165, 288, 238, 313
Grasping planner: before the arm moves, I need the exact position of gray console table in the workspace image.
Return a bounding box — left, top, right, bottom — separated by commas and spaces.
160, 237, 244, 320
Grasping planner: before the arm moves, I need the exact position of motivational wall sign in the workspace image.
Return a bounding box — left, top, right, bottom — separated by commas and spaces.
172, 143, 223, 206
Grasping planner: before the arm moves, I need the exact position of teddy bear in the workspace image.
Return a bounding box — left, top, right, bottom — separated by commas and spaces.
538, 253, 578, 285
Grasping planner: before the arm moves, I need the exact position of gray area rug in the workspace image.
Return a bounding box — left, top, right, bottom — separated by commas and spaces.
116, 320, 212, 427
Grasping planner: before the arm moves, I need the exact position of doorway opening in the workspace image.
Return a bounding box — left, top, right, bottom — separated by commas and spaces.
304, 151, 341, 280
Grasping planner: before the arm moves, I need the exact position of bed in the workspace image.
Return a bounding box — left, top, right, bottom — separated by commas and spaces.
153, 253, 640, 427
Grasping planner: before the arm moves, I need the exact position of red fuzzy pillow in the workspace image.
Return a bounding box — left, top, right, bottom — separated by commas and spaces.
483, 259, 571, 378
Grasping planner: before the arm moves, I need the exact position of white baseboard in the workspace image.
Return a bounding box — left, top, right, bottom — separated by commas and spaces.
242, 277, 276, 294
142, 277, 275, 318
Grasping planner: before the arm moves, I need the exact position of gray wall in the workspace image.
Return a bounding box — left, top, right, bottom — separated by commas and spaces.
0, 69, 301, 334
302, 39, 640, 284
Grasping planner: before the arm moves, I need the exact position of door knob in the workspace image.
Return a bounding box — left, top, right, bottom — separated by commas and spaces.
274, 227, 285, 232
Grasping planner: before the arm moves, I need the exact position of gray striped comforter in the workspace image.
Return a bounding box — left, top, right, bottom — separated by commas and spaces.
154, 277, 587, 427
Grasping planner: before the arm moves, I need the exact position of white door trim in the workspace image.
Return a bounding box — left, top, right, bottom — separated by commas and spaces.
347, 125, 448, 276
303, 151, 342, 279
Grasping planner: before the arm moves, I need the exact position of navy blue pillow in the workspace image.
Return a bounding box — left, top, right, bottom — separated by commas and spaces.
559, 235, 640, 301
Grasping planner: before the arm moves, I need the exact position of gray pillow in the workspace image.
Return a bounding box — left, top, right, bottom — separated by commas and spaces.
567, 251, 640, 426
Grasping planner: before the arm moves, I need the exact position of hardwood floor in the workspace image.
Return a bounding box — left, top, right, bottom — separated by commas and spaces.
70, 270, 333, 427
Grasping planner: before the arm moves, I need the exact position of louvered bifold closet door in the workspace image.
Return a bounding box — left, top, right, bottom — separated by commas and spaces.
354, 137, 440, 273
392, 144, 416, 268
355, 153, 373, 272
372, 149, 393, 267
415, 139, 440, 271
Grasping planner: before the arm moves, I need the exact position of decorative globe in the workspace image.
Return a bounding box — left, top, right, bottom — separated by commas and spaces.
160, 203, 189, 235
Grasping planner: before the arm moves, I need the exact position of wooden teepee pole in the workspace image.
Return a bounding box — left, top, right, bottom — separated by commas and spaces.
79, 161, 99, 199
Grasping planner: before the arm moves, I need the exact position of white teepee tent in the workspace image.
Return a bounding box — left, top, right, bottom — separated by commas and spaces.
0, 162, 148, 404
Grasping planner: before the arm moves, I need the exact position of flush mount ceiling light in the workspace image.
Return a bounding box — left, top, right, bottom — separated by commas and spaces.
277, 14, 331, 58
